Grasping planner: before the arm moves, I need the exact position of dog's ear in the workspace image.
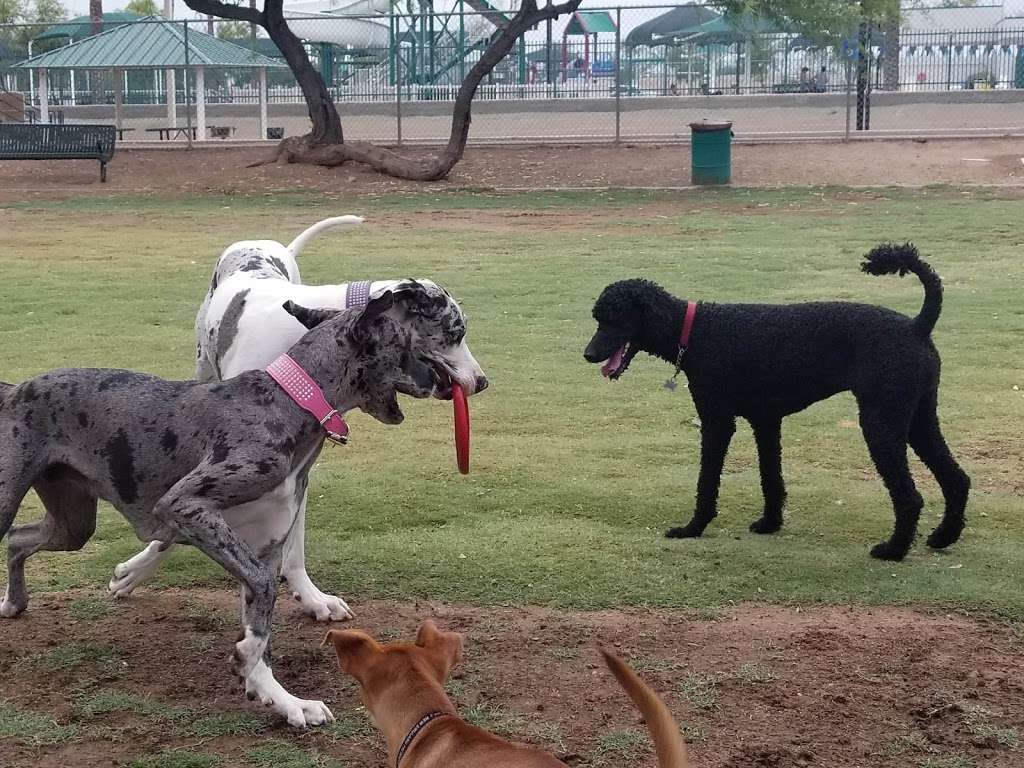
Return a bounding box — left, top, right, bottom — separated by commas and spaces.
358, 290, 396, 324
283, 301, 339, 331
323, 629, 381, 681
415, 620, 463, 682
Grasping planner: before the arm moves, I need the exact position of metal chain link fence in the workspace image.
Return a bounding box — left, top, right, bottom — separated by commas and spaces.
1, 4, 1022, 144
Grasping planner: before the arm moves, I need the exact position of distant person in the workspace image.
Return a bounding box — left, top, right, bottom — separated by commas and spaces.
800, 66, 811, 91
669, 82, 679, 96
815, 66, 829, 92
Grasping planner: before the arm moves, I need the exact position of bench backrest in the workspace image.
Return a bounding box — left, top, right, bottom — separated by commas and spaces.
0, 123, 116, 161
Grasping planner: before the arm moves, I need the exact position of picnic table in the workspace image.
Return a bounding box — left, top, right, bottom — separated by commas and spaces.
145, 126, 198, 141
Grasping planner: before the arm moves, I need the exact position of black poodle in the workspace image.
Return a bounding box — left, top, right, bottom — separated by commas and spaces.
583, 244, 970, 561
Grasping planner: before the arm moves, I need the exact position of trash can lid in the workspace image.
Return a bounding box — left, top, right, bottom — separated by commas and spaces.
689, 120, 733, 132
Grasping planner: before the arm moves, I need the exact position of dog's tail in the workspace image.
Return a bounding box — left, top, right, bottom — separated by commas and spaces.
286, 215, 364, 258
860, 243, 942, 338
601, 649, 691, 768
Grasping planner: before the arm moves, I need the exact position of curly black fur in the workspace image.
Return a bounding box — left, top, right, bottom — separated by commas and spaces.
584, 245, 970, 561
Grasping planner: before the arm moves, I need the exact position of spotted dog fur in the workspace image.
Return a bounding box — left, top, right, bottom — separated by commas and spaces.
0, 293, 439, 726
112, 217, 488, 622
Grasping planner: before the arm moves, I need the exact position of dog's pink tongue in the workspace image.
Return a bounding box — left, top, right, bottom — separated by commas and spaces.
601, 346, 626, 377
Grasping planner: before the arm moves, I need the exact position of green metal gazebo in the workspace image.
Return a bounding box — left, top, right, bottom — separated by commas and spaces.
16, 16, 287, 140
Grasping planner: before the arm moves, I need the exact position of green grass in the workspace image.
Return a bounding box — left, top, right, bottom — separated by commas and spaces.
735, 662, 776, 684
16, 642, 125, 677
678, 672, 719, 711
919, 755, 976, 768
1, 187, 1022, 620
68, 596, 123, 621
122, 752, 223, 768
961, 704, 1019, 749
245, 741, 339, 768
0, 700, 79, 746
591, 729, 650, 765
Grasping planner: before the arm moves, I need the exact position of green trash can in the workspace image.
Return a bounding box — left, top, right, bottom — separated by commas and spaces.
689, 120, 733, 185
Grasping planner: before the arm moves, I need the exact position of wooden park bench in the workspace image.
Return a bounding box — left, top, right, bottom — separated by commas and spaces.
0, 123, 116, 182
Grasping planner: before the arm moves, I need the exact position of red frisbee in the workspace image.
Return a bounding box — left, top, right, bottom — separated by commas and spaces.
452, 382, 470, 474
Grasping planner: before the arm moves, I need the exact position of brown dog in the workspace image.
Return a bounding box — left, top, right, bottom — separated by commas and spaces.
324, 620, 690, 768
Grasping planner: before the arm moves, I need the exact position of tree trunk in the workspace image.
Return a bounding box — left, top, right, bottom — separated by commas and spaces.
261, 0, 342, 144
90, 0, 103, 104
89, 0, 102, 34
185, 0, 583, 181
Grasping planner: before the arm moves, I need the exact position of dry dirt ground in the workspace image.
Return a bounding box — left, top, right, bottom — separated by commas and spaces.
1, 590, 1022, 768
0, 138, 1022, 202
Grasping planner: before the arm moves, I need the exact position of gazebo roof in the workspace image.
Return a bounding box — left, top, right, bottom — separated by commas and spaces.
32, 12, 143, 43
16, 16, 288, 70
625, 5, 720, 47
655, 13, 792, 45
564, 11, 617, 36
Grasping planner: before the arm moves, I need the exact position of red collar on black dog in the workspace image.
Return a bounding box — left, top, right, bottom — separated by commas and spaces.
664, 302, 697, 391
679, 300, 697, 350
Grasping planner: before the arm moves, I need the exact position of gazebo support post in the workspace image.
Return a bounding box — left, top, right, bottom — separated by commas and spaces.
258, 67, 268, 140
113, 67, 124, 129
166, 69, 177, 127
195, 66, 207, 141
39, 68, 49, 123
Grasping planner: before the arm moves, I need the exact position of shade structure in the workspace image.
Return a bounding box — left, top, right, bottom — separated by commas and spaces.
15, 17, 288, 140
16, 16, 288, 71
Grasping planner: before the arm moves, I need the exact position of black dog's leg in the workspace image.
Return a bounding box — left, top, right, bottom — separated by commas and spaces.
909, 393, 970, 549
749, 417, 786, 534
666, 416, 736, 539
858, 404, 922, 561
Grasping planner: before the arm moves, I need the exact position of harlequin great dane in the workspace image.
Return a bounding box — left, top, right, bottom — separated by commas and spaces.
0, 294, 447, 725
108, 217, 488, 620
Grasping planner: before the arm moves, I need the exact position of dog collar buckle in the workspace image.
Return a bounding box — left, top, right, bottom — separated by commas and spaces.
266, 354, 351, 446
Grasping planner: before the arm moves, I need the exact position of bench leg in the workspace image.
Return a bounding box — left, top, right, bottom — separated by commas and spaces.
100, 161, 107, 183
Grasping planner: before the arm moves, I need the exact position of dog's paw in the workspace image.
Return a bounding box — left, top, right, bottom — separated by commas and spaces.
108, 543, 169, 597
926, 523, 963, 550
286, 576, 355, 621
280, 697, 334, 728
869, 541, 909, 561
0, 588, 25, 618
665, 525, 704, 539
749, 517, 783, 535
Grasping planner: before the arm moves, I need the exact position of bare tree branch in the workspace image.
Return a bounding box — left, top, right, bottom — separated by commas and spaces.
200, 0, 584, 180
184, 0, 263, 26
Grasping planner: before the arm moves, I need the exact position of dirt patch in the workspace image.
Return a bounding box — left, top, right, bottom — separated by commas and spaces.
1, 590, 1021, 767
1, 139, 1023, 204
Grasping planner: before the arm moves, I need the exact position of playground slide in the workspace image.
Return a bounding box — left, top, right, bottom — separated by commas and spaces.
284, 0, 391, 49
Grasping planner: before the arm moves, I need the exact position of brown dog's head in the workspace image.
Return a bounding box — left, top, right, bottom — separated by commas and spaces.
324, 620, 463, 715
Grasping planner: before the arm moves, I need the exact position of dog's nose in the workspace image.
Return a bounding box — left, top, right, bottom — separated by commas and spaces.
583, 348, 600, 363
474, 375, 489, 393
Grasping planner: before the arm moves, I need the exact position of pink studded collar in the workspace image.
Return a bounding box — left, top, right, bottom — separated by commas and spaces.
266, 354, 349, 445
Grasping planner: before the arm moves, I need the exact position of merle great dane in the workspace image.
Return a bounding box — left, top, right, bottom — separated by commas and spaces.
108, 216, 488, 621
0, 293, 446, 725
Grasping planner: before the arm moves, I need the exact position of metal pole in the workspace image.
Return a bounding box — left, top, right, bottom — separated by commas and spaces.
614, 7, 621, 143
458, 1, 465, 84
546, 17, 553, 87
396, 46, 402, 146
184, 21, 193, 148
844, 57, 852, 141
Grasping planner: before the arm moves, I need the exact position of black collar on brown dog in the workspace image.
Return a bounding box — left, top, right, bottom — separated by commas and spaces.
396, 710, 454, 767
